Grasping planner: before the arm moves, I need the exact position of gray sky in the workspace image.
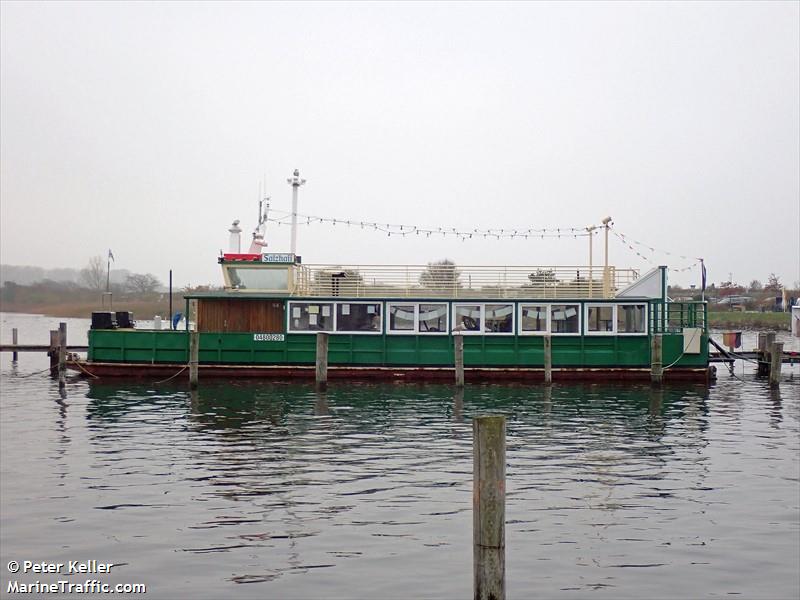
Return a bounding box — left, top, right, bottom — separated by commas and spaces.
2, 1, 798, 289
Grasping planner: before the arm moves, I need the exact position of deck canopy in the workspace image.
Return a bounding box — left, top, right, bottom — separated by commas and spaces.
219, 257, 640, 299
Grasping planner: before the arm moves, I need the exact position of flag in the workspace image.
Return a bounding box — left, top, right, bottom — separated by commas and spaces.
700, 260, 707, 292
108, 249, 115, 262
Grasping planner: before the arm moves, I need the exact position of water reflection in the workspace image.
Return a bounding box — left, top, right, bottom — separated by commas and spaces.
769, 386, 783, 428
3, 373, 792, 598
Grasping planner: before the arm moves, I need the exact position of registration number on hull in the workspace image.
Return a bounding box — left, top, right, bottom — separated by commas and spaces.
253, 334, 285, 342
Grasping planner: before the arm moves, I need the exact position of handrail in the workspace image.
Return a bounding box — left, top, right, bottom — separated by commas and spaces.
289, 264, 639, 299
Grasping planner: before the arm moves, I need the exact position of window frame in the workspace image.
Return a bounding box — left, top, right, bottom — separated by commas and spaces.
386, 302, 417, 334
287, 301, 335, 333
417, 302, 449, 335
334, 301, 384, 335
452, 303, 515, 336
287, 301, 384, 334
615, 302, 648, 336
548, 303, 582, 336
518, 303, 551, 336
583, 303, 649, 336
585, 303, 616, 336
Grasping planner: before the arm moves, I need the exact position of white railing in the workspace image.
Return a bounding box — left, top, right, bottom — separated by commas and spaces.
291, 264, 638, 299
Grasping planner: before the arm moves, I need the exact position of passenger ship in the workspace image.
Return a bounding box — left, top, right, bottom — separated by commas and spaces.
76, 234, 711, 382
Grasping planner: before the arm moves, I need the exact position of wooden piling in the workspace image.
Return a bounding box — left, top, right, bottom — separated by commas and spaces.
315, 332, 329, 390
651, 334, 663, 384
11, 328, 18, 362
189, 330, 199, 389
756, 333, 769, 376
454, 334, 465, 387
58, 322, 66, 389
473, 415, 506, 600
760, 332, 777, 377
543, 335, 552, 385
757, 332, 767, 353
769, 341, 783, 387
48, 330, 58, 374
188, 299, 199, 389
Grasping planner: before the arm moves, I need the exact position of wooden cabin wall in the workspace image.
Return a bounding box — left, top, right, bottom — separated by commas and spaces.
198, 299, 285, 333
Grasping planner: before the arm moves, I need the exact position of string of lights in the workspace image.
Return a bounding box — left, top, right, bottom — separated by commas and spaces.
612, 230, 701, 273
266, 209, 598, 241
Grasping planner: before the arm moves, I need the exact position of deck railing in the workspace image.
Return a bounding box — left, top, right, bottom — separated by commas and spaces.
291, 264, 639, 299
650, 301, 708, 333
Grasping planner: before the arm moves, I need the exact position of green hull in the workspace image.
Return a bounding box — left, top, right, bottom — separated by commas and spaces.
88, 329, 708, 370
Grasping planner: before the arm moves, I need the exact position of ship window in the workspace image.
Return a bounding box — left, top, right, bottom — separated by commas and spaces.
454, 304, 481, 333
336, 303, 382, 333
617, 304, 647, 334
288, 302, 333, 332
388, 304, 415, 332
520, 304, 548, 334
387, 303, 448, 334
485, 304, 514, 333
586, 304, 614, 333
550, 304, 580, 334
226, 266, 289, 290
418, 303, 447, 333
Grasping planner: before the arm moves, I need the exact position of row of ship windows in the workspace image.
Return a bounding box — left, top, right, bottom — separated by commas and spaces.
287, 301, 648, 335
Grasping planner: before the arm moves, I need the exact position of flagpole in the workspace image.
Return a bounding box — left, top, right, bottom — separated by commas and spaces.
106, 253, 111, 292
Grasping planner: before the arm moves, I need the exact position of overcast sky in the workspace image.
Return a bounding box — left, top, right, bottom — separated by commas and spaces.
1, 1, 798, 289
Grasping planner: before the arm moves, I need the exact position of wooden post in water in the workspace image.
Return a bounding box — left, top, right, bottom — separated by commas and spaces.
757, 332, 767, 353
188, 299, 199, 389
454, 333, 465, 387
48, 330, 58, 374
315, 332, 329, 390
761, 332, 776, 378
756, 333, 769, 376
473, 415, 506, 600
769, 341, 783, 387
543, 335, 552, 385
651, 334, 663, 384
11, 328, 18, 362
58, 322, 67, 389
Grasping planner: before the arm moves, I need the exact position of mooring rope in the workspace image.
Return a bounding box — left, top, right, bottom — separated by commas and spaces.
14, 365, 58, 379
72, 360, 100, 379
153, 366, 188, 385
663, 328, 701, 371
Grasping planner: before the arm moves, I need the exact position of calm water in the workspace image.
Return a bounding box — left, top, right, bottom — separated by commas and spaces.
1, 313, 798, 599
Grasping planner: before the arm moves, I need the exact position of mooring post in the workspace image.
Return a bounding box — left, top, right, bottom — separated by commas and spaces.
757, 332, 767, 353
11, 328, 18, 362
58, 322, 67, 389
543, 334, 552, 385
454, 332, 465, 387
473, 415, 506, 600
315, 332, 329, 390
756, 333, 769, 376
762, 332, 776, 377
769, 341, 783, 387
188, 299, 199, 389
48, 330, 58, 374
651, 333, 663, 384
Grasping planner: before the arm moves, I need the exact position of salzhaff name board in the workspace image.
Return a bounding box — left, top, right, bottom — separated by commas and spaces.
261, 253, 295, 264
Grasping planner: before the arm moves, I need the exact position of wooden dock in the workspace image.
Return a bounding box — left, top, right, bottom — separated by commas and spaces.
709, 350, 799, 364
0, 344, 88, 352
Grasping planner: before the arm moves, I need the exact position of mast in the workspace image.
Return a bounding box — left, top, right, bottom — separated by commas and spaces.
287, 168, 306, 256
